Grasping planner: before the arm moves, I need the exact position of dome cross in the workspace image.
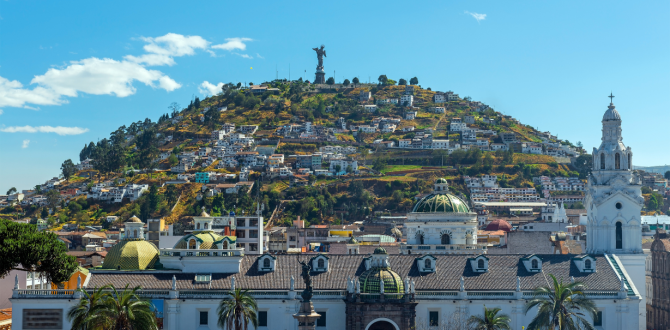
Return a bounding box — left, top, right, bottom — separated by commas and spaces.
608, 92, 615, 103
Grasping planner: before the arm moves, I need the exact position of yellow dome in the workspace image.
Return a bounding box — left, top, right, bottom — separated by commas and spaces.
360, 267, 404, 294
102, 239, 159, 270
126, 215, 142, 223
174, 232, 236, 249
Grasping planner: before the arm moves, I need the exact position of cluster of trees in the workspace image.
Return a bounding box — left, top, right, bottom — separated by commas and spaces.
377, 75, 418, 86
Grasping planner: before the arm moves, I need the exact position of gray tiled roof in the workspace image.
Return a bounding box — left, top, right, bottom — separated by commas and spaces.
88, 254, 621, 292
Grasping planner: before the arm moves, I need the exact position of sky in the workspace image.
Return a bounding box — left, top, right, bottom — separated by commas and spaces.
1, 0, 669, 193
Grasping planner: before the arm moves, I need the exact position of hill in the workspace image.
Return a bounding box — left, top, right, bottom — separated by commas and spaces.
0, 78, 592, 230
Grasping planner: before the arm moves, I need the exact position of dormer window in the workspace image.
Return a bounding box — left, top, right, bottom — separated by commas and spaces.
416, 255, 437, 273
572, 255, 596, 273
531, 259, 538, 269
521, 255, 542, 272
468, 255, 489, 273
195, 274, 211, 283
311, 254, 330, 272
257, 254, 276, 272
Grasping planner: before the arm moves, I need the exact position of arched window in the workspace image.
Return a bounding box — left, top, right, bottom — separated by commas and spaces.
600, 153, 605, 169
133, 230, 137, 238
441, 234, 451, 245
204, 223, 208, 229
478, 259, 485, 269
263, 258, 270, 268
425, 259, 432, 269
616, 222, 623, 249
585, 259, 592, 269
615, 153, 620, 169
222, 241, 228, 249
531, 259, 539, 269
628, 154, 631, 169
189, 239, 197, 249
317, 259, 325, 268
417, 233, 424, 245
197, 223, 200, 229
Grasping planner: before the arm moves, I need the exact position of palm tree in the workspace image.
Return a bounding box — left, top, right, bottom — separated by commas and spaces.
217, 288, 258, 330
67, 285, 111, 330
99, 285, 158, 330
524, 274, 597, 330
468, 305, 511, 330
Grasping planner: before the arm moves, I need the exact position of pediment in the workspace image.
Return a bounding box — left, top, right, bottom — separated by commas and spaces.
593, 189, 641, 208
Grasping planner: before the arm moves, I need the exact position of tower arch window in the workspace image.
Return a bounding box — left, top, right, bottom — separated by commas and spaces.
628, 154, 631, 169
263, 258, 270, 268
600, 153, 605, 169
478, 259, 485, 269
441, 234, 451, 245
204, 223, 208, 229
133, 229, 137, 238
615, 153, 620, 169
616, 222, 623, 249
197, 223, 200, 230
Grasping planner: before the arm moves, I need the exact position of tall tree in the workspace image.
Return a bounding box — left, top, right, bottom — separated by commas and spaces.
40, 207, 49, 219
410, 77, 419, 85
45, 189, 60, 211
326, 77, 335, 85
34, 185, 42, 194
6, 187, 17, 195
67, 285, 112, 330
148, 184, 160, 214
468, 306, 511, 330
217, 288, 258, 330
524, 274, 597, 330
99, 285, 158, 329
0, 219, 78, 283
61, 159, 77, 181
377, 75, 388, 85
352, 77, 360, 85
165, 185, 179, 208
343, 79, 351, 86
665, 170, 670, 180
168, 102, 181, 118
398, 78, 407, 85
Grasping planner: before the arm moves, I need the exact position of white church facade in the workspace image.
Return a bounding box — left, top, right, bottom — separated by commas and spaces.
8, 98, 646, 330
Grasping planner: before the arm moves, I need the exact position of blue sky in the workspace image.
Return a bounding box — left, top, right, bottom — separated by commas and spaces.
1, 0, 669, 192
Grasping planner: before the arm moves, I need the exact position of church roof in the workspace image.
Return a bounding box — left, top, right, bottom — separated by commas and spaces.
412, 193, 470, 213
602, 103, 621, 121
88, 254, 623, 292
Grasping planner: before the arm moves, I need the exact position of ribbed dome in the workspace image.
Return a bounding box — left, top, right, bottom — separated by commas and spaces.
126, 215, 142, 223
435, 178, 448, 184
173, 232, 235, 249
602, 103, 621, 121
373, 247, 387, 254
360, 267, 404, 293
102, 239, 159, 270
485, 219, 512, 232
412, 193, 470, 213
347, 236, 358, 244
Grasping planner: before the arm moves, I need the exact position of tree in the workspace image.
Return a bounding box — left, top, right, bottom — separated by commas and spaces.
67, 285, 112, 330
372, 156, 389, 172
61, 159, 77, 181
398, 78, 407, 85
217, 288, 258, 330
343, 79, 350, 86
335, 164, 342, 176
70, 285, 158, 329
326, 77, 335, 85
34, 185, 42, 194
6, 187, 16, 195
386, 79, 397, 85
378, 75, 388, 85
468, 306, 511, 330
168, 102, 181, 118
165, 185, 179, 208
665, 170, 670, 180
352, 77, 360, 85
0, 219, 77, 283
40, 207, 49, 219
168, 154, 179, 167
410, 77, 419, 85
45, 189, 60, 211
524, 274, 597, 330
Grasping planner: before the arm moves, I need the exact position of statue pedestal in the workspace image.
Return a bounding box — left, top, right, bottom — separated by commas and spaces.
314, 69, 325, 84
293, 301, 321, 330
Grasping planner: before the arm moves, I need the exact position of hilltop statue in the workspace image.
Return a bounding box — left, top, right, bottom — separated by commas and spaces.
312, 45, 326, 84
299, 260, 314, 302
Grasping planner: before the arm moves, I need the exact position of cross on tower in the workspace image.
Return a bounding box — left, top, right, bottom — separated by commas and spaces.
608, 92, 615, 103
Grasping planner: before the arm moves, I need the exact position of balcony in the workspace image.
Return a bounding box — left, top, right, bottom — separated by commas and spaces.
159, 248, 244, 257
400, 244, 488, 255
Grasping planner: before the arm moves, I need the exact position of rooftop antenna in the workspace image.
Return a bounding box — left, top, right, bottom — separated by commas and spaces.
608, 92, 615, 103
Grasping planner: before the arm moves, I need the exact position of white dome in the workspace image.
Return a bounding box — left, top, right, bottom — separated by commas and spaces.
602, 103, 621, 121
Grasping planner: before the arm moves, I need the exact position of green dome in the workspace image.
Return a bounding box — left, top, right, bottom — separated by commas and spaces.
347, 236, 358, 244
373, 247, 387, 254
412, 193, 470, 213
360, 267, 404, 293
174, 231, 236, 249
435, 178, 448, 184
102, 239, 159, 270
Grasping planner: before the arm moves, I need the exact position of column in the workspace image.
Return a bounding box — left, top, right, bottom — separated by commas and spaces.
164, 299, 180, 330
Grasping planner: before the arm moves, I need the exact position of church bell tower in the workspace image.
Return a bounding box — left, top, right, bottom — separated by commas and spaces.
585, 95, 646, 329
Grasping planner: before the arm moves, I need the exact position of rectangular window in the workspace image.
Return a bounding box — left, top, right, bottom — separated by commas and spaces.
249, 230, 258, 238
200, 311, 208, 325
429, 311, 439, 326
195, 274, 211, 282
316, 311, 326, 327
237, 230, 246, 238
594, 311, 602, 326
237, 219, 246, 227
249, 243, 258, 251
258, 311, 268, 327
250, 219, 258, 226
289, 236, 296, 241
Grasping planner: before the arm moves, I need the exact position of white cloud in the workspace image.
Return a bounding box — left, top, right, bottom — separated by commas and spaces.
212, 38, 252, 51
126, 33, 209, 66
199, 81, 224, 96
1, 125, 90, 135
465, 11, 487, 22
256, 53, 264, 59
0, 76, 63, 108
0, 109, 4, 115
22, 140, 30, 148
233, 53, 252, 59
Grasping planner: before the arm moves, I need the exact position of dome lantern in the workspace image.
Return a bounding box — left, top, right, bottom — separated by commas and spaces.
124, 215, 145, 239
433, 178, 449, 194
